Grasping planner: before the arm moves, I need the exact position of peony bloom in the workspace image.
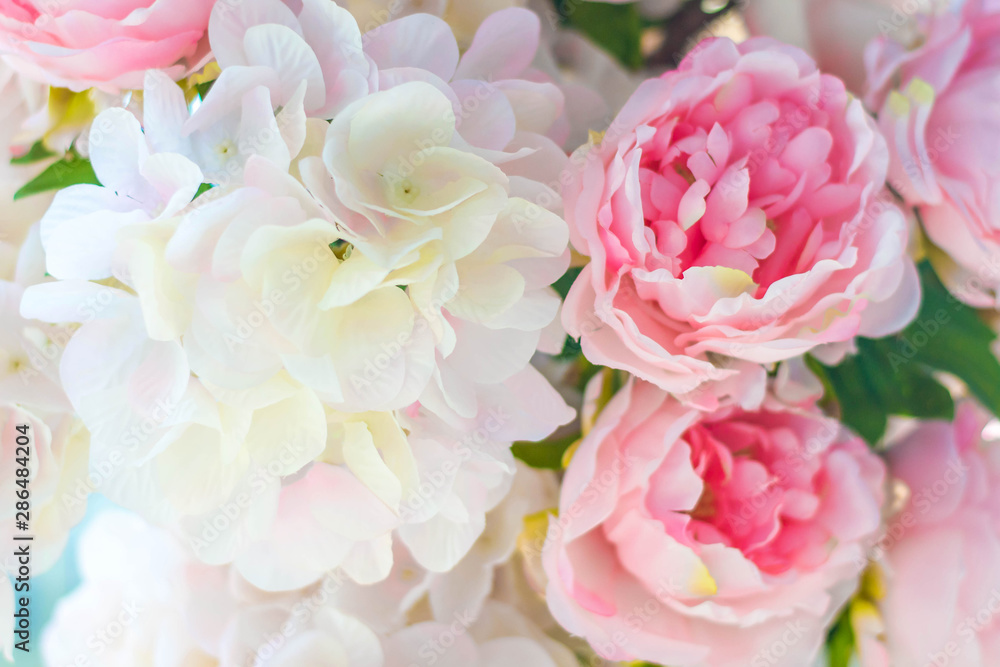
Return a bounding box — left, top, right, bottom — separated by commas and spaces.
562, 37, 918, 396
865, 0, 1000, 307
542, 379, 886, 666
864, 402, 1000, 666
0, 0, 212, 93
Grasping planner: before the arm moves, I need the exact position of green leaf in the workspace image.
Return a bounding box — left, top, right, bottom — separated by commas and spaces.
901, 261, 1000, 418
807, 356, 886, 446
552, 266, 584, 359
10, 140, 56, 165
195, 79, 216, 100
808, 338, 955, 445
194, 182, 214, 199
13, 149, 100, 200
512, 432, 578, 470
556, 1, 644, 70
553, 265, 582, 300
826, 604, 855, 667
556, 335, 582, 360
808, 261, 1000, 444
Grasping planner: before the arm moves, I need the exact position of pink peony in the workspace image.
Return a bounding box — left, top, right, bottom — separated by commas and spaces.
868, 402, 1000, 666
541, 379, 886, 666
865, 0, 1000, 307
562, 37, 918, 396
0, 0, 213, 92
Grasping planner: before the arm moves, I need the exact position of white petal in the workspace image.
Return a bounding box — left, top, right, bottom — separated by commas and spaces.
243, 24, 327, 111
364, 14, 459, 81
208, 0, 302, 69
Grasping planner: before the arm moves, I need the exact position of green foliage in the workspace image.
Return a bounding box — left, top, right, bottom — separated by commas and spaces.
195, 79, 216, 100
14, 147, 99, 200
10, 140, 56, 165
826, 605, 856, 667
807, 338, 955, 445
809, 261, 1000, 445
554, 0, 644, 70
553, 266, 582, 300
553, 266, 584, 359
512, 432, 579, 470
901, 261, 1000, 418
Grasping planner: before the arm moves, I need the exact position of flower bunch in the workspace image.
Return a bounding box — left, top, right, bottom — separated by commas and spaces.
1, 1, 1000, 666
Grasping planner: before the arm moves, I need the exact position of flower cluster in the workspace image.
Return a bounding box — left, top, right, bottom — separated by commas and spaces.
1, 1, 999, 666
15, 1, 592, 594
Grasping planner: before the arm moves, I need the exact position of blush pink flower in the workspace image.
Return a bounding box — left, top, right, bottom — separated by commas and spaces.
0, 0, 212, 92
865, 0, 1000, 307
743, 0, 925, 94
865, 402, 1000, 666
562, 37, 918, 396
541, 379, 886, 666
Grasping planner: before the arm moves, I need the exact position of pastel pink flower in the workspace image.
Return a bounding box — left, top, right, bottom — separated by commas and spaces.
0, 0, 212, 92
562, 37, 918, 396
865, 0, 1000, 307
868, 402, 1000, 666
542, 379, 886, 666
743, 0, 919, 94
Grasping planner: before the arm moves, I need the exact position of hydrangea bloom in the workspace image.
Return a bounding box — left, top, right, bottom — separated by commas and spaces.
45, 493, 576, 667
20, 1, 574, 591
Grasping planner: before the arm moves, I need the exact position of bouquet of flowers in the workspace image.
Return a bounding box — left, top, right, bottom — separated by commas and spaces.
2, 0, 1000, 665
